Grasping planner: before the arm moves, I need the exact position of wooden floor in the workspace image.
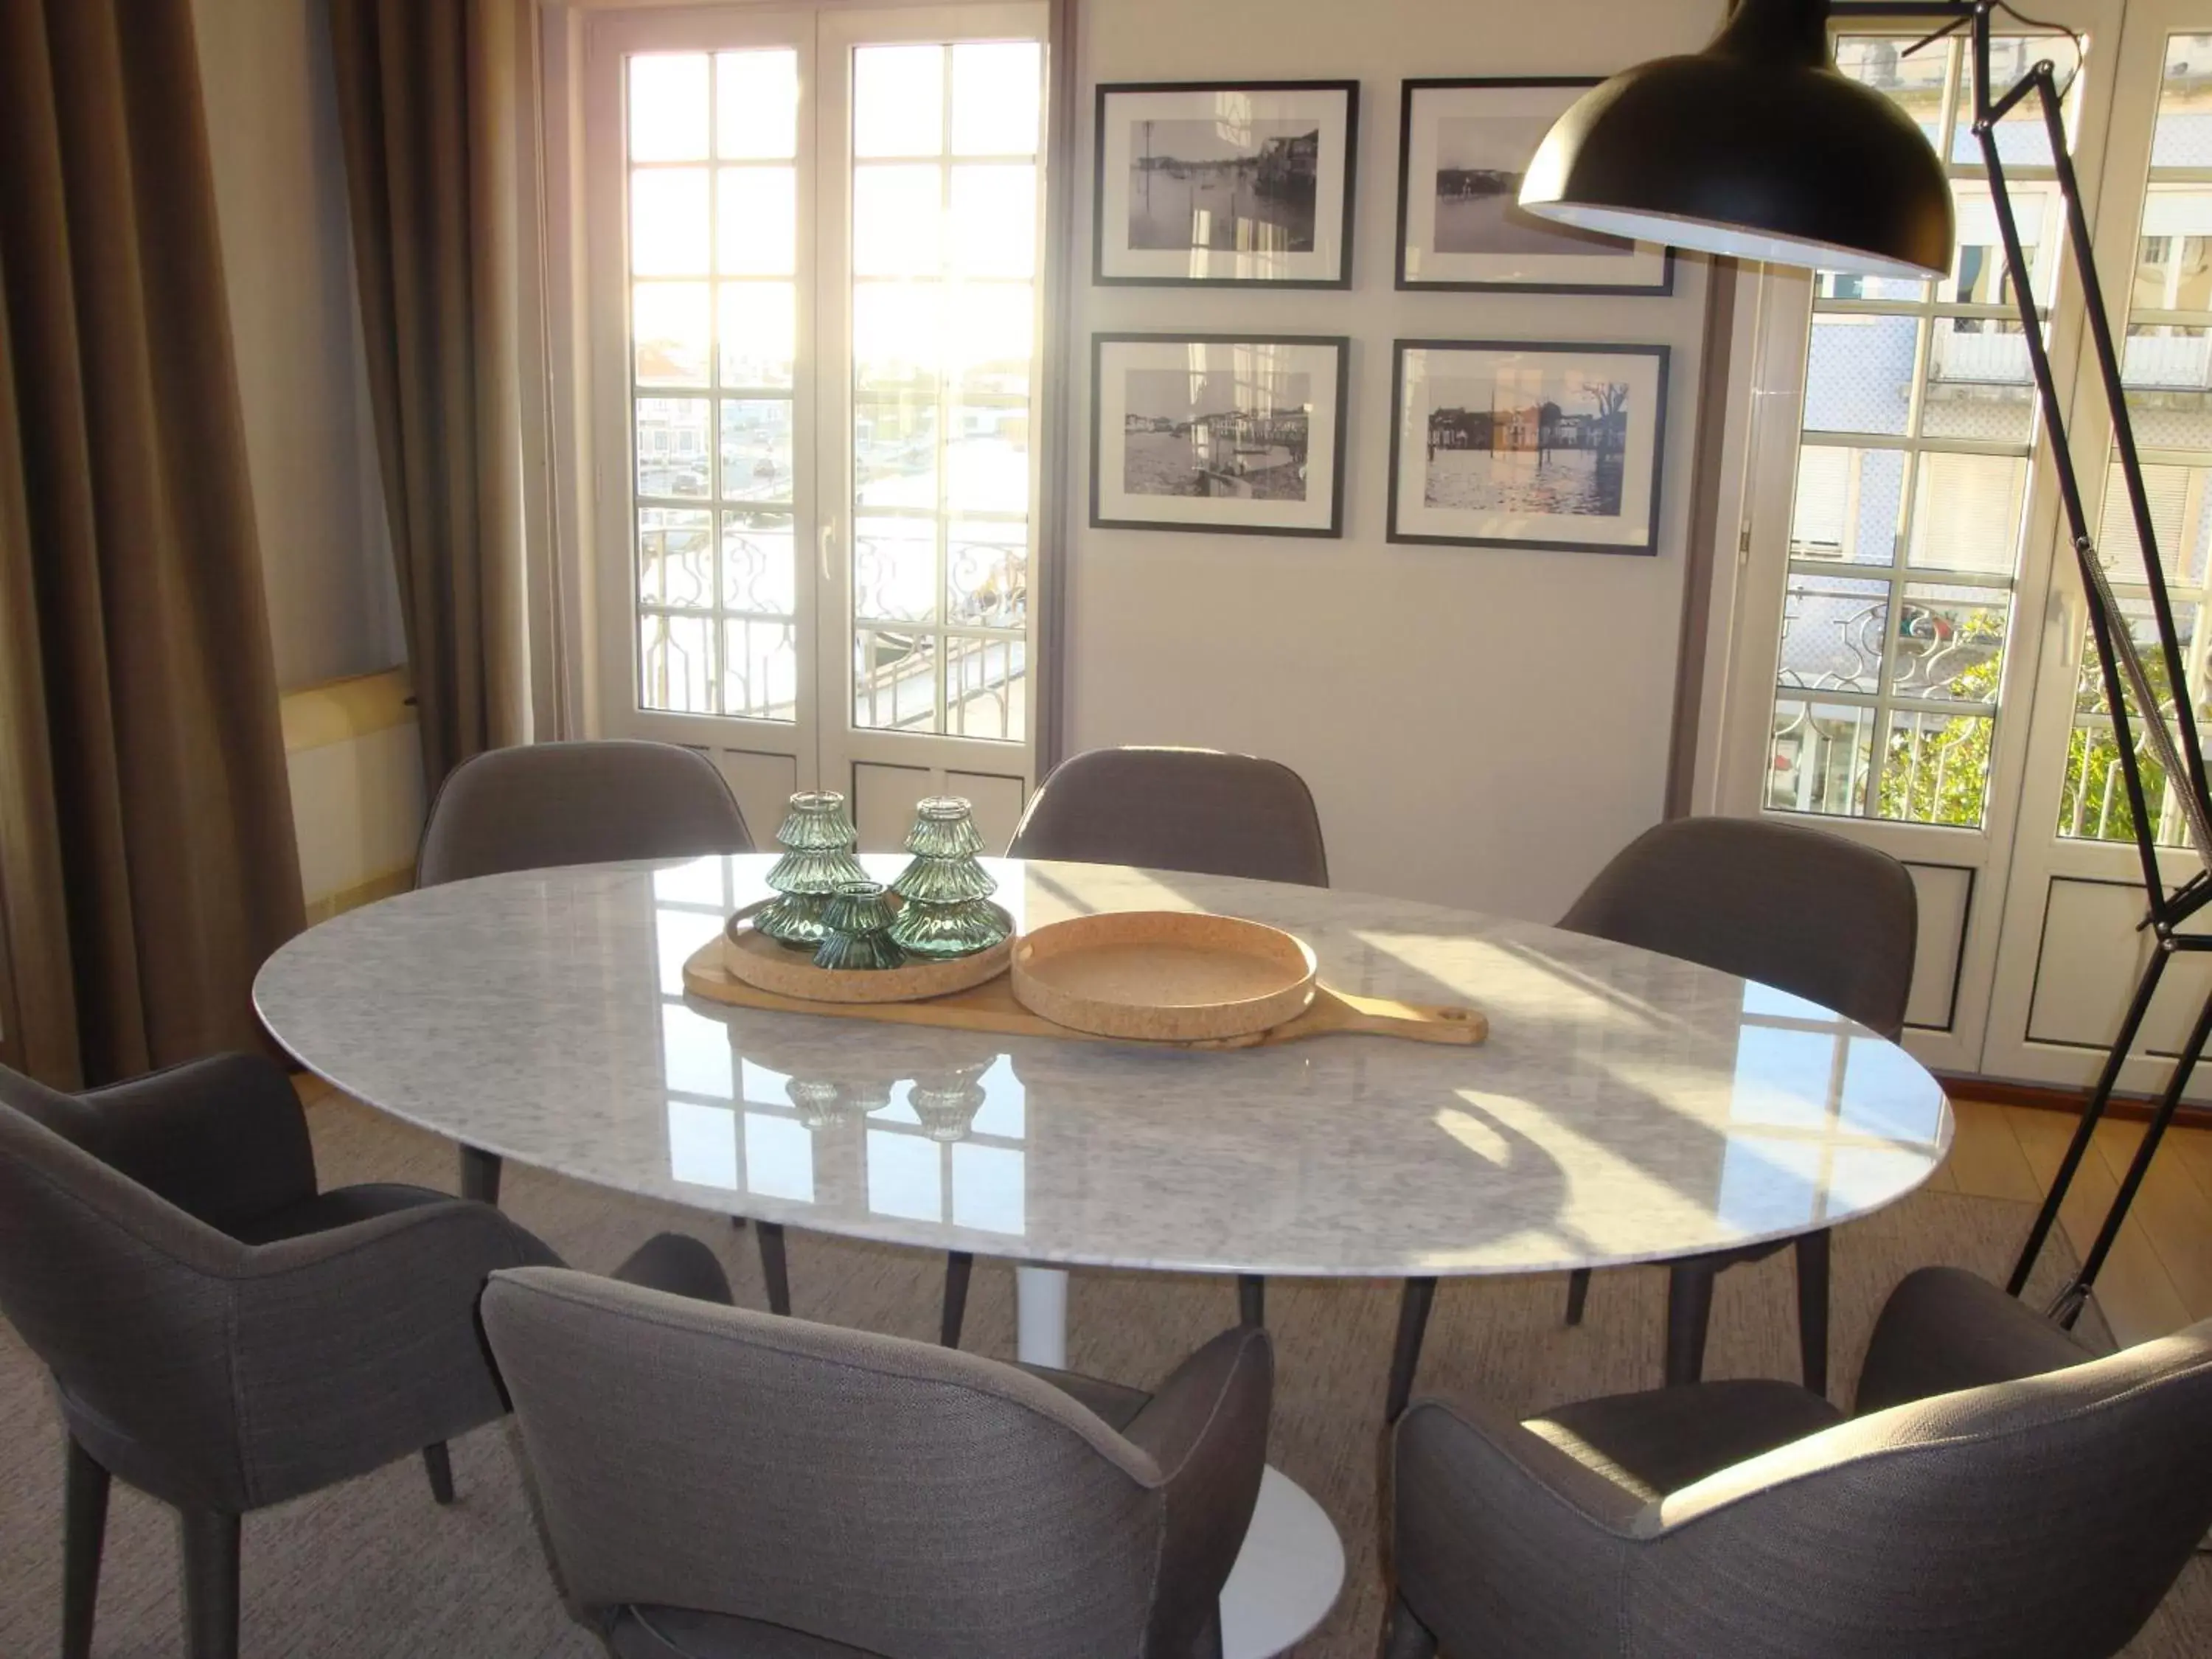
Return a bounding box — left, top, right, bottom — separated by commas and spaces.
1941, 1099, 2212, 1346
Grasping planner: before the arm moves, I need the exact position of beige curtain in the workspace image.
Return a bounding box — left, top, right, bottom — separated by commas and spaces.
0, 0, 305, 1087
327, 0, 539, 787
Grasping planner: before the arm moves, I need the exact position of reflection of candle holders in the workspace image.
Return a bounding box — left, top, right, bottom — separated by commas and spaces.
815, 881, 905, 971
785, 1078, 847, 1133
908, 1060, 991, 1143
889, 798, 1012, 959
757, 792, 868, 950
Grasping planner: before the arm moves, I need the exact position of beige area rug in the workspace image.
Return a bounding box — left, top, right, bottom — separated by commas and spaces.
3, 1093, 2208, 1658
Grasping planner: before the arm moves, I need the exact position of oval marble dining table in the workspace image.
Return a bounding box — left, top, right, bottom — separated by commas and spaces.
254, 852, 1953, 1659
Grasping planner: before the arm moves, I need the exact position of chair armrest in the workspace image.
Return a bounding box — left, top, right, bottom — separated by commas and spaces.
80, 1053, 319, 1235
223, 1197, 560, 1507
1855, 1266, 2096, 1416
1389, 1396, 1648, 1655
1121, 1326, 1273, 1655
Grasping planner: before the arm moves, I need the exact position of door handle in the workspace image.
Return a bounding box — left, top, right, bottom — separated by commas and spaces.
818, 522, 835, 585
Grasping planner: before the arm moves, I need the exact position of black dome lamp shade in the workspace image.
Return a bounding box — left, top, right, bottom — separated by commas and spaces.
1517, 0, 1956, 280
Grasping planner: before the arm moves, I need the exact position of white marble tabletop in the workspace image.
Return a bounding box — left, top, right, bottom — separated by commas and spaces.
253, 855, 1952, 1279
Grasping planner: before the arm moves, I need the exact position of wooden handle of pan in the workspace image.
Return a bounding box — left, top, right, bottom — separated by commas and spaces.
1307, 985, 1486, 1044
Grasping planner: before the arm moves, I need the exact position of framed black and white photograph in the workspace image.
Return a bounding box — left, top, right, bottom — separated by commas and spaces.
1389, 341, 1669, 554
1396, 80, 1672, 293
1093, 81, 1357, 288
1092, 333, 1349, 537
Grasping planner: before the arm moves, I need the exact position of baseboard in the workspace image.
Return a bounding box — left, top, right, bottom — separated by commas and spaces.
302, 864, 413, 926
1934, 1071, 2212, 1130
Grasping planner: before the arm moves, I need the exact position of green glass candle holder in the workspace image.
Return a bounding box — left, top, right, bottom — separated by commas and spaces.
814, 880, 905, 971
757, 791, 868, 950
887, 796, 1008, 959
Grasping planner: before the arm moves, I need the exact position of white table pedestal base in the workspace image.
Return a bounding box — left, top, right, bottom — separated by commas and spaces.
1013, 1265, 1345, 1658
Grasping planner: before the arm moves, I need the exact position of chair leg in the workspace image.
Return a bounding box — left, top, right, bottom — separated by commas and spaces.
1665, 1260, 1717, 1387
1381, 1590, 1439, 1658
178, 1507, 240, 1659
1386, 1276, 1438, 1424
62, 1436, 110, 1659
757, 1220, 791, 1315
1794, 1228, 1832, 1399
1564, 1267, 1593, 1326
941, 1251, 973, 1347
422, 1441, 455, 1506
1238, 1273, 1266, 1328
459, 1145, 503, 1206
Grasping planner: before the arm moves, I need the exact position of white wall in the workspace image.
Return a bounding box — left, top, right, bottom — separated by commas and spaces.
192, 0, 405, 692
1070, 0, 1727, 919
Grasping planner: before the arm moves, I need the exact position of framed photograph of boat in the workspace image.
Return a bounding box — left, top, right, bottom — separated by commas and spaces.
1395, 79, 1672, 293
1092, 333, 1349, 537
1388, 339, 1669, 554
1093, 80, 1358, 288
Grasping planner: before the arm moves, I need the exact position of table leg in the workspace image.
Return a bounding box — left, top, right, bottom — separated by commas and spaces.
1015, 1266, 1067, 1368
459, 1147, 502, 1207
1217, 1467, 1346, 1659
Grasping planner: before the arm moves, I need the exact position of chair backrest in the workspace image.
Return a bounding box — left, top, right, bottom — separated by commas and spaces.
481, 1266, 1197, 1658
1650, 1321, 2212, 1656
1007, 746, 1328, 887
1558, 815, 1917, 1037
417, 740, 752, 886
0, 1071, 251, 1509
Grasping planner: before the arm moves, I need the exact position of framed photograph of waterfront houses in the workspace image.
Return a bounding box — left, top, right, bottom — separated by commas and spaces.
1092, 333, 1349, 536
1388, 341, 1669, 554
1093, 80, 1358, 288
1395, 80, 1672, 293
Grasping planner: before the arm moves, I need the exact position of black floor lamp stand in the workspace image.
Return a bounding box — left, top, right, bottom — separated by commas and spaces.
1917, 1, 2212, 1322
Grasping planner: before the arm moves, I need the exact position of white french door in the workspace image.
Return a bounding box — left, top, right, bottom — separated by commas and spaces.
582, 3, 1046, 847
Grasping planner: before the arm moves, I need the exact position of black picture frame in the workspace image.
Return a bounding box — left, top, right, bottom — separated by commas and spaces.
1091, 332, 1351, 538
1394, 78, 1674, 295
1386, 338, 1670, 555
1093, 80, 1360, 289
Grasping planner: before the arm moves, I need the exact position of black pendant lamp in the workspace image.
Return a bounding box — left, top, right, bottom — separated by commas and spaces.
1517, 0, 1955, 279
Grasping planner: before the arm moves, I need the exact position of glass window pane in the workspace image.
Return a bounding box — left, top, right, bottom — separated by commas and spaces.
1836, 36, 1949, 147
720, 400, 793, 504
2123, 325, 2212, 451
1879, 709, 1993, 826
855, 517, 938, 622
641, 612, 714, 714
949, 524, 1028, 626
719, 283, 795, 389
1804, 315, 1919, 436
951, 164, 1037, 276
856, 394, 939, 507
639, 507, 713, 608
945, 635, 1026, 742
1767, 699, 1876, 817
1953, 35, 2080, 167
1777, 574, 1891, 695
951, 44, 1041, 156
950, 282, 1031, 395
853, 164, 945, 276
2096, 460, 2212, 587
1922, 318, 2036, 444
634, 282, 711, 386
722, 509, 795, 614
2135, 185, 2212, 312
723, 618, 799, 720
854, 628, 938, 728
719, 169, 796, 275
636, 397, 712, 499
1890, 583, 2009, 702
2154, 37, 2212, 167
1815, 268, 1927, 304
1790, 446, 1905, 565
630, 55, 709, 161
1950, 179, 2061, 307
949, 403, 1029, 513
1907, 452, 2028, 574
855, 283, 944, 390
631, 169, 710, 275
717, 51, 798, 159
855, 45, 946, 158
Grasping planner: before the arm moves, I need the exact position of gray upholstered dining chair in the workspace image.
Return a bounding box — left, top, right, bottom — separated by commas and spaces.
1385, 1265, 2212, 1659
481, 1263, 1274, 1659
1388, 814, 1916, 1416
0, 1052, 557, 1659
413, 740, 791, 1307
935, 744, 1329, 1346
